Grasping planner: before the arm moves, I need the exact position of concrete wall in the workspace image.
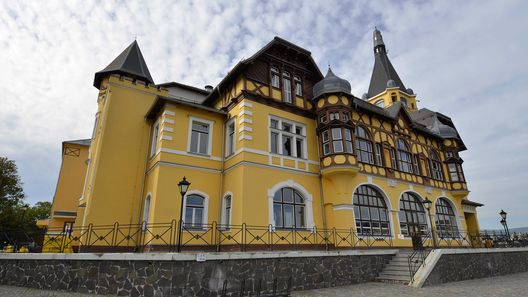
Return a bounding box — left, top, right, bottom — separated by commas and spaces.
0, 250, 394, 296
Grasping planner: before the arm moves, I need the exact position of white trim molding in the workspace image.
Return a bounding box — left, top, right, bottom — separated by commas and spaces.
267, 180, 314, 229
183, 190, 210, 229
187, 116, 215, 156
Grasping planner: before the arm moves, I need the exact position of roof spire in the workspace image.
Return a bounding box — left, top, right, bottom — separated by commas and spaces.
93, 40, 154, 89
373, 27, 386, 54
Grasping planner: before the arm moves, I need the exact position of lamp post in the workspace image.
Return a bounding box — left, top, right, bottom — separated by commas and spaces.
422, 197, 437, 248
177, 177, 190, 252
499, 209, 510, 240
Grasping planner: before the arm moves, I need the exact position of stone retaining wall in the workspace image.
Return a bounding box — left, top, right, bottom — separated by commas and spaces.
419, 248, 528, 287
0, 250, 394, 296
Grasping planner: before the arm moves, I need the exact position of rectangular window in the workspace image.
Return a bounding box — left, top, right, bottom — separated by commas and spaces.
295, 81, 302, 96
332, 128, 343, 153
413, 155, 421, 175
375, 143, 383, 166
150, 121, 160, 157
322, 130, 330, 155
189, 120, 210, 155
390, 148, 397, 169
283, 78, 292, 103
448, 163, 458, 181
226, 120, 235, 156
344, 128, 353, 153
271, 132, 279, 154
269, 117, 306, 159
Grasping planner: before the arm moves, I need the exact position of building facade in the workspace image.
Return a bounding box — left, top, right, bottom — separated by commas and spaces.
44, 29, 482, 251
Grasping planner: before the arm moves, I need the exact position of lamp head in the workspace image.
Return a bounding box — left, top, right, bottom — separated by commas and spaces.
178, 177, 191, 197
499, 209, 507, 220
422, 197, 432, 210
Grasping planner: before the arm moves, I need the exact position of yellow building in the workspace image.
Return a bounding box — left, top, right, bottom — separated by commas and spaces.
46, 30, 482, 252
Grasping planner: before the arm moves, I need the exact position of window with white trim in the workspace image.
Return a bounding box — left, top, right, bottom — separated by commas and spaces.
269, 117, 306, 158
283, 72, 292, 103
225, 119, 235, 156
184, 194, 205, 228
150, 121, 160, 157
142, 194, 151, 232
189, 120, 211, 155
273, 187, 305, 229
375, 99, 385, 108
448, 163, 465, 182
222, 195, 232, 230
355, 126, 374, 164
430, 151, 444, 180
271, 66, 280, 88
294, 75, 302, 96
397, 139, 413, 173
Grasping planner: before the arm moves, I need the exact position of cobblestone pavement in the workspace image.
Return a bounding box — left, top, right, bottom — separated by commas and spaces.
1, 272, 527, 296
293, 271, 528, 297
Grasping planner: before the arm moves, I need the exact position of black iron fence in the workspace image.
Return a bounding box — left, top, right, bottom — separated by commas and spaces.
1, 221, 527, 253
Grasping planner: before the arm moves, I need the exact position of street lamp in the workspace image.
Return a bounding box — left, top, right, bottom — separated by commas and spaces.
422, 197, 437, 248
177, 177, 191, 252
499, 210, 510, 240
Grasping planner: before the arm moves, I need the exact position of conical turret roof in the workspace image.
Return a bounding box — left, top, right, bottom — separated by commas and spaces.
312, 67, 351, 99
94, 40, 154, 88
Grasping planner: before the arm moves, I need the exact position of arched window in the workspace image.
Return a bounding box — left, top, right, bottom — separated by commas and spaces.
398, 192, 428, 236
142, 194, 152, 232
430, 151, 444, 180
355, 126, 374, 164
353, 185, 390, 236
435, 198, 459, 237
282, 71, 292, 103
184, 194, 205, 228
397, 139, 413, 173
273, 187, 305, 228
271, 66, 280, 88
222, 195, 232, 229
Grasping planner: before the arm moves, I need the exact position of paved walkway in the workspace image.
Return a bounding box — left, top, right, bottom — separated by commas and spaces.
1, 272, 527, 296
293, 271, 528, 297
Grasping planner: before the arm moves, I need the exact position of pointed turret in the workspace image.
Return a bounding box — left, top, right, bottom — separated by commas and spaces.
367, 28, 406, 97
94, 40, 154, 89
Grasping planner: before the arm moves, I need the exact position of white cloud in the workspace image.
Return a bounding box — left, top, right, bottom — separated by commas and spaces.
0, 0, 526, 229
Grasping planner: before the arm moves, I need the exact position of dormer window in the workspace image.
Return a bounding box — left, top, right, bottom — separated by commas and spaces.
282, 71, 292, 103
271, 66, 280, 88
375, 99, 385, 108
294, 75, 302, 96
401, 97, 408, 107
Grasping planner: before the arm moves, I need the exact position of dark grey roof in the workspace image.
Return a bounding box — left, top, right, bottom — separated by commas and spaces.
146, 96, 227, 120
63, 139, 91, 146
203, 36, 323, 106
156, 82, 210, 95
367, 29, 406, 97
94, 41, 154, 88
461, 200, 484, 207
312, 68, 351, 99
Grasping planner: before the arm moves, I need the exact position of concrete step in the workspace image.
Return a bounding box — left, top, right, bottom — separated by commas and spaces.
377, 273, 411, 281
387, 258, 410, 263
383, 266, 410, 272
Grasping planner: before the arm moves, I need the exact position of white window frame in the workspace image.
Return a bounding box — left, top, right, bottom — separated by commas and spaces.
187, 116, 214, 156
268, 115, 307, 159
221, 192, 233, 230
142, 193, 152, 232
294, 75, 302, 96
282, 72, 292, 104
182, 190, 209, 230
150, 119, 160, 157
267, 180, 315, 230
225, 118, 236, 157
271, 66, 280, 88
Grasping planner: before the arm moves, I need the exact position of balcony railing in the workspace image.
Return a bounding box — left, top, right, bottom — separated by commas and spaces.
1, 221, 527, 253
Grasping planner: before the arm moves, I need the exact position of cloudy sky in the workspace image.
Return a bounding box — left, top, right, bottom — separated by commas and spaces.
1, 0, 526, 229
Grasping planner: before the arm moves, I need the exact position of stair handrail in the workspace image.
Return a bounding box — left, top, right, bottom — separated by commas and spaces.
407, 231, 432, 283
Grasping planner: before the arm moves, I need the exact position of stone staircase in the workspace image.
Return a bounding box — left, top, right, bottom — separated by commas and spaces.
375, 249, 414, 284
